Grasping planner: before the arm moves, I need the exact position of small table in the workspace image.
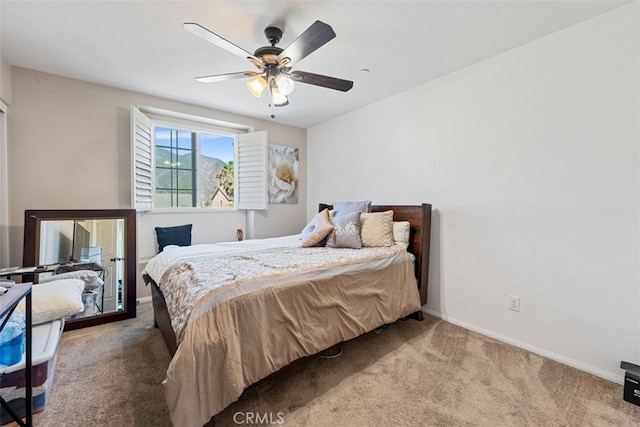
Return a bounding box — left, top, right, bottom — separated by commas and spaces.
0, 282, 33, 427
0, 265, 59, 284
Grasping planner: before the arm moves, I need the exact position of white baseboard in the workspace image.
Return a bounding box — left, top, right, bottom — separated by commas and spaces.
136, 296, 152, 305
421, 307, 624, 385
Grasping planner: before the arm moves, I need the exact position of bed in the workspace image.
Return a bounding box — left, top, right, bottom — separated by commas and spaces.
143, 203, 432, 427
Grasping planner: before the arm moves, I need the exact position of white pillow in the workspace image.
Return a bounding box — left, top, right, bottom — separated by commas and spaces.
15, 279, 85, 325
300, 209, 334, 247
393, 221, 411, 249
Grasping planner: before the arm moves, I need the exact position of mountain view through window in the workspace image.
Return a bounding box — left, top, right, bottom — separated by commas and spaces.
154, 127, 235, 208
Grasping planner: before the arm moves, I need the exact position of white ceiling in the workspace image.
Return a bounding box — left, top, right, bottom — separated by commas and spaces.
0, 0, 629, 128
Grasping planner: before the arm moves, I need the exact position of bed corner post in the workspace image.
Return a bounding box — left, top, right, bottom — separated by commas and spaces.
419, 203, 432, 306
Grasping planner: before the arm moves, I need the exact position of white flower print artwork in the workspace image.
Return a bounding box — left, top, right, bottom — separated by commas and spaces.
268, 145, 299, 204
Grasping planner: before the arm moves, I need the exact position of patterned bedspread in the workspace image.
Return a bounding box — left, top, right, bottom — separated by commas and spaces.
157, 244, 410, 344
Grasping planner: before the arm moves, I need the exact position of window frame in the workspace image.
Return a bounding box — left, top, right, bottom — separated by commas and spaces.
153, 126, 197, 209
131, 106, 267, 213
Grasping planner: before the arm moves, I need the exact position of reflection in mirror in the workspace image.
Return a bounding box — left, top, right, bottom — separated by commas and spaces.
23, 209, 136, 330
37, 219, 125, 318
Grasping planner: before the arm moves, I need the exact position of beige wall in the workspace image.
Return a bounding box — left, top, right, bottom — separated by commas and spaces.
0, 53, 12, 105
8, 67, 307, 298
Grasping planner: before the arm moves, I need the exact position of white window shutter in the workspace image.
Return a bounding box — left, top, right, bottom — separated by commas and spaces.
236, 131, 268, 210
131, 106, 153, 211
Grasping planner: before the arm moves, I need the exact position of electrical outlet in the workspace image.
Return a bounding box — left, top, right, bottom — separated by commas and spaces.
509, 295, 520, 312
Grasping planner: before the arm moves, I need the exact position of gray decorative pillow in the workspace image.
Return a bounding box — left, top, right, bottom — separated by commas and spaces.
332, 200, 372, 217
327, 212, 362, 249
301, 209, 334, 247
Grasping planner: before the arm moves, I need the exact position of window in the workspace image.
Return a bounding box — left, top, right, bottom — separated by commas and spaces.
131, 106, 268, 211
153, 127, 235, 208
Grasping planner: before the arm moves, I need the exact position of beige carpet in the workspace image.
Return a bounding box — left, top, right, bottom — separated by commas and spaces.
16, 303, 640, 427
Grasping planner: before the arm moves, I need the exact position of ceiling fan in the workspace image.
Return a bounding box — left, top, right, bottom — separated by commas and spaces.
183, 20, 354, 113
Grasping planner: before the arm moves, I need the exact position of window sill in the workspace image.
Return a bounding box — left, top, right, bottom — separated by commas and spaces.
147, 208, 239, 214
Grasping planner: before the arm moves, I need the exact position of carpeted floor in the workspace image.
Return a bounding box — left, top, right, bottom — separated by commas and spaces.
17, 303, 640, 426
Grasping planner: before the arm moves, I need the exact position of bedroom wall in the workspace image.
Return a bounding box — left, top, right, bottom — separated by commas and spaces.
0, 53, 12, 105
307, 3, 639, 382
7, 68, 307, 299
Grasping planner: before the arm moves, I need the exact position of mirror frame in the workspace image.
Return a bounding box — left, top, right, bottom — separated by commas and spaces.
23, 209, 137, 330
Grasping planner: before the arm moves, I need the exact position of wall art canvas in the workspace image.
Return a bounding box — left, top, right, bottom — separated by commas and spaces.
268, 144, 299, 204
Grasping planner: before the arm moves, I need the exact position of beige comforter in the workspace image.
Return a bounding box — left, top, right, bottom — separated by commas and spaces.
149, 238, 421, 427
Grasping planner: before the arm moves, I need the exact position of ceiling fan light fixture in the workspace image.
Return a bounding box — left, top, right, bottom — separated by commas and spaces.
275, 74, 295, 95
247, 76, 267, 98
270, 85, 289, 106
273, 94, 289, 107
272, 92, 288, 106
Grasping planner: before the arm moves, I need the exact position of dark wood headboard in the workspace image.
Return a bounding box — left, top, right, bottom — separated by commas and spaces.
318, 203, 432, 305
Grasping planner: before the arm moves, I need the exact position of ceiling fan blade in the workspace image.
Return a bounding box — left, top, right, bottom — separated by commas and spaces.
183, 23, 255, 60
195, 71, 259, 83
277, 21, 336, 66
290, 71, 353, 92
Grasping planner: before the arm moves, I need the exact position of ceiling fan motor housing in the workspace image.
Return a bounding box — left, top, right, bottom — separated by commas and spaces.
264, 26, 283, 45
255, 27, 285, 65
253, 45, 283, 60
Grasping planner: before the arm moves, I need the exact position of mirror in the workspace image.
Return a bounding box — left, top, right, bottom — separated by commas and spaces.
23, 209, 137, 330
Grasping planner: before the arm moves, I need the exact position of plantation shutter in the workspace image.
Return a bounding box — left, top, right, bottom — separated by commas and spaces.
236, 131, 268, 210
130, 106, 153, 211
